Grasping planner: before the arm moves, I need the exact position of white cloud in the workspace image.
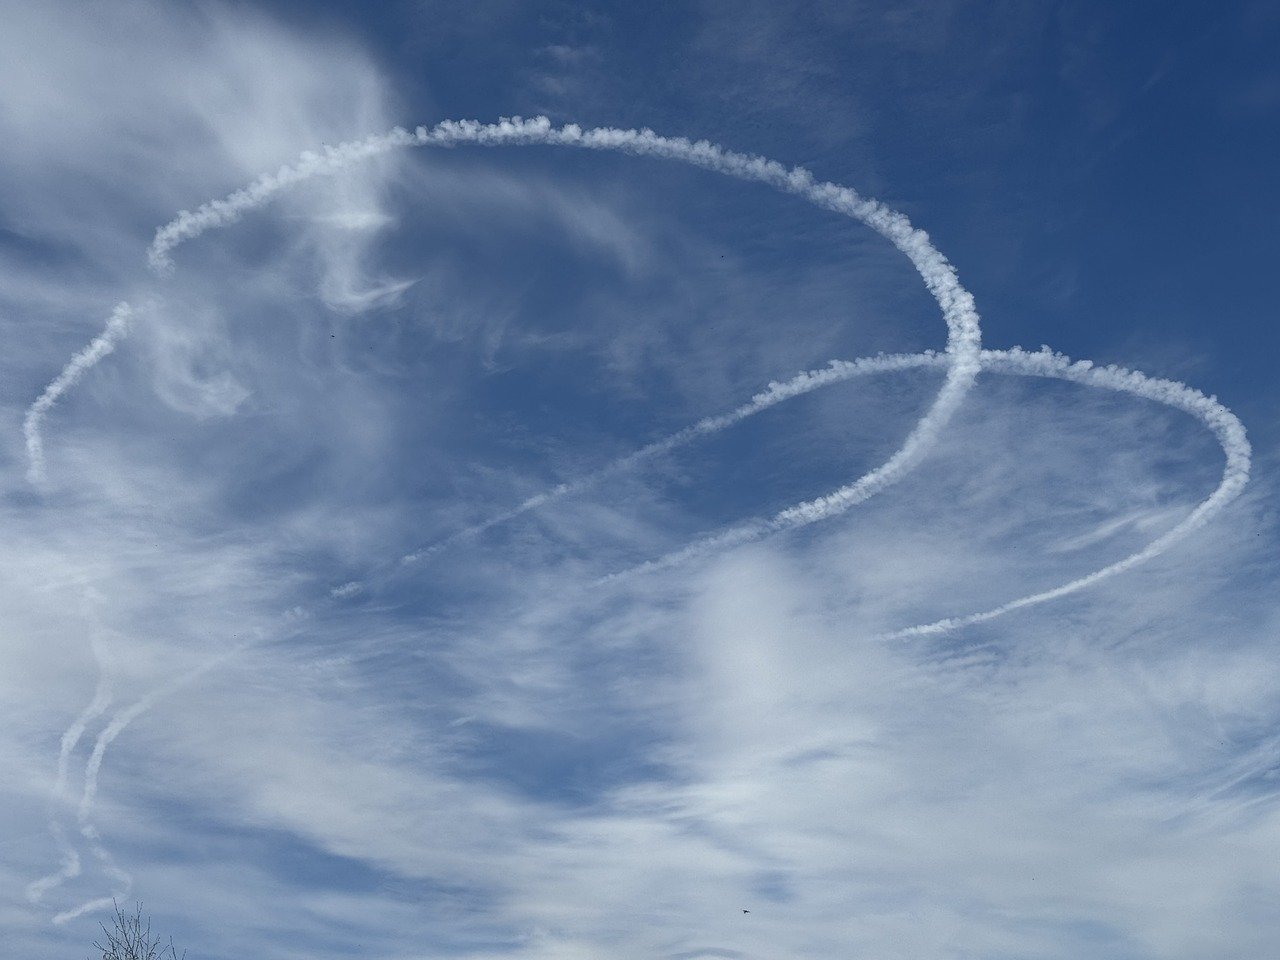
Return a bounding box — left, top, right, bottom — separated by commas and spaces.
1, 2, 1273, 957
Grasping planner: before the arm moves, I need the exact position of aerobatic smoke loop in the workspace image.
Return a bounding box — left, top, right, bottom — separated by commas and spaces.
25, 118, 1249, 924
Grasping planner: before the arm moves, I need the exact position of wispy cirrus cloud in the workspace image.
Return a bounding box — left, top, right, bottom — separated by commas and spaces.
1, 2, 1275, 959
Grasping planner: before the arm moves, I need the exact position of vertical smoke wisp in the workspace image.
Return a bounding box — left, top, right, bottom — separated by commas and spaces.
48, 637, 264, 924
24, 302, 132, 486
24, 651, 113, 905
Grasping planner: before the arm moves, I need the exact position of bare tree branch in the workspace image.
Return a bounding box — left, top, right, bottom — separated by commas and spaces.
90, 901, 185, 960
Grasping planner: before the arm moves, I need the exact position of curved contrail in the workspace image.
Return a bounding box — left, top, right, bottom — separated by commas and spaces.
401, 352, 939, 565
872, 347, 1250, 640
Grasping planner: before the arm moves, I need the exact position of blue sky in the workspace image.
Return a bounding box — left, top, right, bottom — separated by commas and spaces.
1, 2, 1277, 958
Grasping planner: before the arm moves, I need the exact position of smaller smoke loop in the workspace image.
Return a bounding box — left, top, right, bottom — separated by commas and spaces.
594, 348, 1250, 627
25, 118, 1249, 923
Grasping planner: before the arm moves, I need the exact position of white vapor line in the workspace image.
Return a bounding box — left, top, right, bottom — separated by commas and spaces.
77, 640, 254, 827
51, 896, 120, 927
63, 819, 133, 928
402, 352, 939, 563
139, 116, 1249, 632
50, 823, 132, 927
147, 115, 983, 539
43, 115, 1250, 924
23, 302, 131, 486
596, 354, 951, 579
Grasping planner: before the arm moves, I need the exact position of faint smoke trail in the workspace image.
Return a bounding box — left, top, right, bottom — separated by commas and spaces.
24, 302, 131, 485
403, 353, 938, 563
24, 670, 113, 904
50, 637, 259, 924
51, 896, 121, 927
50, 814, 132, 927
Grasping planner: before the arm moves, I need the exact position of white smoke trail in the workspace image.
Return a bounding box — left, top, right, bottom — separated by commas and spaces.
403, 353, 939, 564
36, 341, 1249, 922
27, 622, 130, 925
145, 115, 986, 606
146, 117, 981, 567
51, 896, 120, 927
24, 302, 132, 486
26, 626, 113, 904
15, 115, 980, 577
50, 816, 133, 927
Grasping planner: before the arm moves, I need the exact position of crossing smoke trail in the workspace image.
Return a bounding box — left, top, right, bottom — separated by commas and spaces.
32, 346, 1252, 921
33, 117, 984, 574
145, 116, 985, 571
34, 345, 1251, 922
26, 117, 1250, 923
23, 302, 131, 486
